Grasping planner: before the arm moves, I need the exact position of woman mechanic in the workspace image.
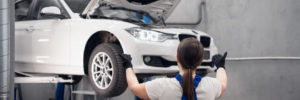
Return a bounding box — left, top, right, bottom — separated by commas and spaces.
120, 37, 228, 100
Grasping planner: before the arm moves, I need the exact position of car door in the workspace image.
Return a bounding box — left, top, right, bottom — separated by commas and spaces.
15, 0, 35, 65
29, 0, 70, 67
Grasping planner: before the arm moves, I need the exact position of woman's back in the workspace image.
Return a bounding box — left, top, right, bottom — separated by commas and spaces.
146, 77, 222, 100
119, 38, 227, 100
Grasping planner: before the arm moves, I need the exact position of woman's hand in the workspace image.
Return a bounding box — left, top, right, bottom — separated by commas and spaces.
120, 54, 133, 69
212, 52, 227, 69
120, 53, 150, 100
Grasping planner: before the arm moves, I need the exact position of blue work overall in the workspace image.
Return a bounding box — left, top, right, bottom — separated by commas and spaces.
175, 74, 202, 100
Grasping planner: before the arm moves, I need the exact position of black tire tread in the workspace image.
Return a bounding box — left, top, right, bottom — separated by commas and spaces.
103, 43, 127, 97
88, 43, 127, 97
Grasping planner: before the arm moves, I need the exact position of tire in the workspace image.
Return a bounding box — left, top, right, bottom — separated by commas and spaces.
88, 43, 127, 97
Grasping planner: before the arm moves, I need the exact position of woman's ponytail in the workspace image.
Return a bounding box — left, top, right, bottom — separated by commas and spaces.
182, 68, 194, 100
177, 37, 204, 100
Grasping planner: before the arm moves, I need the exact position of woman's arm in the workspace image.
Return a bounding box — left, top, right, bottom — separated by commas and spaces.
216, 67, 227, 98
126, 68, 150, 100
120, 54, 150, 99
212, 52, 228, 98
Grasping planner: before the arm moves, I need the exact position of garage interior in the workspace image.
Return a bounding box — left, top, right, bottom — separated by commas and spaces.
1, 0, 300, 100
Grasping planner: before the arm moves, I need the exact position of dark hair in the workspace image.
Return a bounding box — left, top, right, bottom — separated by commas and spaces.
177, 37, 204, 100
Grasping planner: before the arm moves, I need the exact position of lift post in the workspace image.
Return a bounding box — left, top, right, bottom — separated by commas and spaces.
0, 0, 14, 99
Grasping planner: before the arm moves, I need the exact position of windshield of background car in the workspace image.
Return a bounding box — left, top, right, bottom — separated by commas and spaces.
90, 7, 153, 24
15, 0, 33, 21
65, 0, 90, 13
30, 0, 69, 20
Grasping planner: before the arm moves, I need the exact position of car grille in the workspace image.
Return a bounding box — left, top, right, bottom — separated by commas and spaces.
178, 34, 211, 48
200, 36, 211, 48
203, 51, 210, 59
178, 34, 197, 41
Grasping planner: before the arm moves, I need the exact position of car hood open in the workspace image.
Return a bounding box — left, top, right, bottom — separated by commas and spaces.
82, 0, 203, 25
83, 0, 181, 22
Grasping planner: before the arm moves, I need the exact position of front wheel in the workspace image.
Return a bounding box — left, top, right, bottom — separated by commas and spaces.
88, 43, 127, 97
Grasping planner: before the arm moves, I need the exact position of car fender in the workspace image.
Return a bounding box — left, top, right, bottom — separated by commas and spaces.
69, 19, 139, 68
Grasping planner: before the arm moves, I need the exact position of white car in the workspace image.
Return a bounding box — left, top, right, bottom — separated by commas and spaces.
15, 0, 218, 97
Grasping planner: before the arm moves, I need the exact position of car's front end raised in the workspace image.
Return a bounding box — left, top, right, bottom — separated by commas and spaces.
62, 0, 219, 96
123, 27, 218, 74
75, 0, 219, 74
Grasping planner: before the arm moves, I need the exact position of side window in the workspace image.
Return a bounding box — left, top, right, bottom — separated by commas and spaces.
15, 0, 33, 21
32, 0, 69, 20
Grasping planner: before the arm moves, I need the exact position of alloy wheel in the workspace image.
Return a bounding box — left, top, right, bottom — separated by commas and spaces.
91, 52, 114, 89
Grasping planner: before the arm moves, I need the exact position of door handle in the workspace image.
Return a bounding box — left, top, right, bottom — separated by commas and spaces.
26, 26, 35, 32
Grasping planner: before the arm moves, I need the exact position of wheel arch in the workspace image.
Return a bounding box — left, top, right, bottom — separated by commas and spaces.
83, 31, 123, 75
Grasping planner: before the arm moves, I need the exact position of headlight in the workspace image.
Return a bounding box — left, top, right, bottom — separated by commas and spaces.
126, 28, 176, 42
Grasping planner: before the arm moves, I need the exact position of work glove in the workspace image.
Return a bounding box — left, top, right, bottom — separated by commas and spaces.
120, 54, 133, 69
212, 52, 227, 69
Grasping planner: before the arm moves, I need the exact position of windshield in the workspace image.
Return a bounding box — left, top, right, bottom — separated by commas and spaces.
65, 0, 90, 13
88, 7, 154, 25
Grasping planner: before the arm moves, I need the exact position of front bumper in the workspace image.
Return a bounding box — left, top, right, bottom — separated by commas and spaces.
121, 29, 217, 74
122, 31, 218, 74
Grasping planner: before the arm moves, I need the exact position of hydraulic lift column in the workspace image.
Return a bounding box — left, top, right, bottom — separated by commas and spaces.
1, 0, 14, 99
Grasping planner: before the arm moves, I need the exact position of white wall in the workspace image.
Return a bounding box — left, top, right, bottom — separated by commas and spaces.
196, 0, 300, 99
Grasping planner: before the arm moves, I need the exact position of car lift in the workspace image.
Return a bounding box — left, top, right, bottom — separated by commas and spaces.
15, 72, 74, 84
14, 72, 108, 100
14, 72, 73, 100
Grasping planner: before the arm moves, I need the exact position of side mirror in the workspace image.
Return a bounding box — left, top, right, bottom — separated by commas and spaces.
41, 6, 61, 15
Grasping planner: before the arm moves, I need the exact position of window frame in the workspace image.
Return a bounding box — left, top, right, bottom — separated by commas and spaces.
15, 0, 36, 21
28, 0, 71, 20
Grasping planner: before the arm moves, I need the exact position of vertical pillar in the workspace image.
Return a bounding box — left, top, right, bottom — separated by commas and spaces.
0, 0, 14, 99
